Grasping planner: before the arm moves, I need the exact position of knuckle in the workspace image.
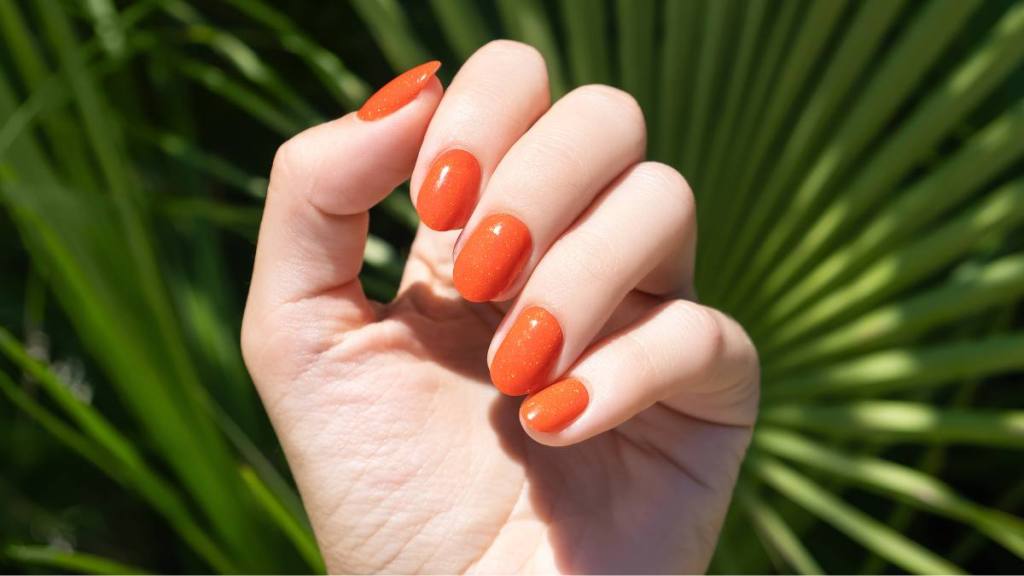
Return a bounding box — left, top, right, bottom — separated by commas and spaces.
452, 40, 550, 125
694, 308, 726, 377
621, 331, 660, 386
569, 84, 646, 134
668, 301, 724, 377
733, 319, 762, 386
471, 40, 550, 107
479, 39, 547, 72
561, 228, 619, 286
632, 162, 696, 228
522, 127, 588, 180
270, 133, 317, 190
571, 84, 642, 114
271, 137, 300, 178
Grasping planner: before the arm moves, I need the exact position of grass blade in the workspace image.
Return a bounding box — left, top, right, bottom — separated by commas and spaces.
736, 2, 1024, 315
183, 27, 313, 119
701, 0, 906, 295
698, 0, 802, 286
710, 0, 846, 198
765, 252, 1024, 376
0, 368, 236, 573
651, 0, 700, 163
713, 0, 983, 304
694, 0, 767, 278
756, 428, 1024, 559
766, 333, 1024, 401
0, 369, 122, 479
951, 479, 1024, 563
0, 328, 142, 469
240, 466, 325, 574
127, 123, 268, 198
0, 0, 99, 192
82, 0, 128, 57
761, 401, 1024, 448
160, 197, 262, 241
857, 314, 1009, 574
560, 0, 610, 86
169, 14, 322, 124
350, 0, 433, 71
758, 102, 1024, 335
221, 0, 370, 108
752, 455, 963, 574
615, 0, 657, 115
172, 56, 306, 136
736, 483, 824, 574
428, 0, 491, 61
4, 545, 148, 575
767, 178, 1024, 350
680, 0, 731, 182
3, 7, 280, 565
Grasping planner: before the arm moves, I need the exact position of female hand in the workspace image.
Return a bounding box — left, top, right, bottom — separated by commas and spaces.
242, 41, 759, 574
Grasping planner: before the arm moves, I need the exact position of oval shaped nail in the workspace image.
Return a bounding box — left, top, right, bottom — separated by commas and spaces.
521, 378, 589, 433
417, 149, 481, 231
357, 60, 441, 121
491, 306, 563, 396
453, 213, 531, 302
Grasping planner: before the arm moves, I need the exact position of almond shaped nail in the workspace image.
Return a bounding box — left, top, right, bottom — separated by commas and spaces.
453, 213, 531, 302
521, 378, 589, 433
357, 60, 441, 121
491, 306, 563, 396
417, 149, 481, 231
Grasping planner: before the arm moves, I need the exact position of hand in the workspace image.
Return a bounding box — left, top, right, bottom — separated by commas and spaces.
242, 41, 759, 574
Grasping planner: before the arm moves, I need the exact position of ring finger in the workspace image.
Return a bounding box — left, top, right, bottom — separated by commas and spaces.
486, 162, 696, 396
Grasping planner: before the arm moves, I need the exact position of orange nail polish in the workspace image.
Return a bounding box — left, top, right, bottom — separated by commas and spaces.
521, 378, 589, 433
417, 149, 481, 231
453, 213, 531, 302
357, 60, 441, 121
491, 306, 563, 396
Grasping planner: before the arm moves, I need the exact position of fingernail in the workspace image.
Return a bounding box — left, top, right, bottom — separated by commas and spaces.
417, 149, 481, 231
453, 213, 531, 302
521, 378, 589, 433
357, 60, 441, 121
491, 306, 563, 396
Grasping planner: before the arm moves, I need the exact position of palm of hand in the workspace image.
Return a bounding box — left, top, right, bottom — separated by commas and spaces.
255, 235, 750, 574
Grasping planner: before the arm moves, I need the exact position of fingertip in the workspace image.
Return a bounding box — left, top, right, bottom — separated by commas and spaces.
309, 78, 442, 216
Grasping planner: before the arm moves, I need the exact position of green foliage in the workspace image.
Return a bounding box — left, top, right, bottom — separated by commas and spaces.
0, 0, 1021, 572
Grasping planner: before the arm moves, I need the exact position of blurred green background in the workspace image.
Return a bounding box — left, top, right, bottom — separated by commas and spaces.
1, 0, 1023, 573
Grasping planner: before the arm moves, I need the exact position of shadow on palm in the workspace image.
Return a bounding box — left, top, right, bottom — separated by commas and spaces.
362, 281, 746, 572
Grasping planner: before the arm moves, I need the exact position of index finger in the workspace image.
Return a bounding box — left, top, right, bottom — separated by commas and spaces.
410, 40, 551, 231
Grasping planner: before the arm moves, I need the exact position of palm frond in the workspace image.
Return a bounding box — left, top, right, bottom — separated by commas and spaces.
1, 0, 1021, 572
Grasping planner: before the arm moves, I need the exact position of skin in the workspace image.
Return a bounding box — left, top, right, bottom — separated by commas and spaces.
242, 41, 760, 573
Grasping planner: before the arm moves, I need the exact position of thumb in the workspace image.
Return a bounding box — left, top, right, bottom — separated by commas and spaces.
244, 61, 442, 339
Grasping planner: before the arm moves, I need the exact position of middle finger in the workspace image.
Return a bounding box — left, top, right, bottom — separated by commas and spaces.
452, 84, 647, 302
